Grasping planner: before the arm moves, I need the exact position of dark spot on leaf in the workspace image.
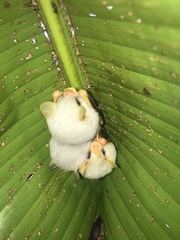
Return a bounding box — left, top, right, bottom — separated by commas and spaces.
26, 170, 36, 181
143, 87, 151, 96
36, 163, 43, 169
51, 2, 58, 13
24, 88, 30, 93
8, 188, 15, 195
89, 217, 104, 240
3, 1, 10, 8
106, 187, 110, 197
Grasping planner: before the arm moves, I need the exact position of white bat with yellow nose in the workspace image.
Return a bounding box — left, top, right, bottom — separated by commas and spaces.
79, 140, 118, 179
40, 88, 100, 145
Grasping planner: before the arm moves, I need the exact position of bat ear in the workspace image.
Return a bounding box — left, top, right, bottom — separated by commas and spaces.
40, 102, 56, 117
79, 161, 89, 176
106, 159, 118, 168
52, 90, 63, 103
78, 89, 92, 107
78, 106, 87, 121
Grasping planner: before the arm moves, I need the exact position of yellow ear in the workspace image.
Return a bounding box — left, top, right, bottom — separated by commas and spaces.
40, 102, 56, 117
80, 161, 89, 176
78, 89, 92, 107
52, 90, 63, 103
78, 106, 87, 121
106, 159, 118, 168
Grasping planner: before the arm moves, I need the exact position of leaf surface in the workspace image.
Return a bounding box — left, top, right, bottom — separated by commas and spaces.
0, 0, 180, 239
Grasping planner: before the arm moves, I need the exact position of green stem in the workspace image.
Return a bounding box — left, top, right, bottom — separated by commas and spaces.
38, 0, 84, 89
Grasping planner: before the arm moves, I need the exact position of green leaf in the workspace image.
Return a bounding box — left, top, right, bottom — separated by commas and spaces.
1, 0, 180, 239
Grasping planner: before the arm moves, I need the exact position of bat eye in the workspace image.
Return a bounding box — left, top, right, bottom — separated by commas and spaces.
102, 149, 106, 156
75, 97, 81, 106
87, 151, 91, 159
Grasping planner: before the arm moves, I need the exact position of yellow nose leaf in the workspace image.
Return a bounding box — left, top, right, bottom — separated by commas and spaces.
90, 141, 102, 157
64, 87, 77, 96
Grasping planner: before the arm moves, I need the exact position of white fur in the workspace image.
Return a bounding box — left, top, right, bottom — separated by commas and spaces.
80, 152, 113, 179
79, 142, 117, 179
103, 142, 117, 163
49, 137, 91, 171
46, 93, 100, 144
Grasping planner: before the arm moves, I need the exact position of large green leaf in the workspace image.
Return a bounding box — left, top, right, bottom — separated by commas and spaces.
1, 0, 179, 239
